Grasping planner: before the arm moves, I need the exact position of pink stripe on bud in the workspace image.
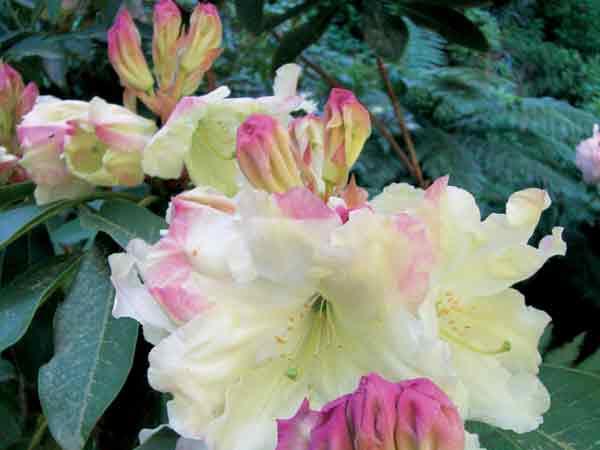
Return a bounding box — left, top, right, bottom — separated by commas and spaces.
178, 2, 222, 93
108, 8, 154, 91
236, 114, 303, 193
152, 0, 182, 89
323, 88, 371, 187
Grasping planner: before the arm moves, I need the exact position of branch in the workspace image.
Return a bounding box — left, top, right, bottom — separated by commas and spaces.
270, 32, 418, 181
376, 57, 425, 187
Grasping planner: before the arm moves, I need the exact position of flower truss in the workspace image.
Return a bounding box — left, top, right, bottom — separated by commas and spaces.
109, 84, 565, 450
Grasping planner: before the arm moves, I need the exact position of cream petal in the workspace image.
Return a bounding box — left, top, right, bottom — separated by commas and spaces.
452, 348, 550, 433
142, 89, 229, 180
109, 249, 176, 344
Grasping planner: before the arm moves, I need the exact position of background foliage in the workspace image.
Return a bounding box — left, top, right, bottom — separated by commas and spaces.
1, 0, 599, 449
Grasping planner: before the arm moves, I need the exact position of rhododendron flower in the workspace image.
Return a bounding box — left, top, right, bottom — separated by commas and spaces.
64, 97, 156, 186
276, 374, 477, 450
575, 124, 600, 184
372, 177, 565, 433
110, 183, 451, 450
142, 64, 305, 195
109, 172, 563, 449
0, 62, 38, 152
18, 97, 94, 204
18, 96, 156, 204
0, 146, 26, 184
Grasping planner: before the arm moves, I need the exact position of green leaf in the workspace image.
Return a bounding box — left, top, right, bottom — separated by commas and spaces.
0, 398, 22, 450
235, 0, 264, 33
418, 0, 495, 6
135, 428, 179, 450
0, 201, 74, 251
0, 181, 34, 209
400, 3, 489, 51
79, 199, 167, 248
0, 359, 16, 383
469, 358, 600, 449
0, 254, 81, 353
38, 242, 138, 450
363, 6, 410, 60
271, 4, 339, 72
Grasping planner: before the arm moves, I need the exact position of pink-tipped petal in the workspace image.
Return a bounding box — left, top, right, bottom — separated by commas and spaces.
274, 187, 337, 220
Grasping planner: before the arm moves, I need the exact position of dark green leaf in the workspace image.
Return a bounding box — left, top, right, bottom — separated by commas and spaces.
4, 35, 66, 60
262, 0, 321, 30
417, 0, 494, 6
235, 0, 264, 33
135, 428, 179, 450
271, 4, 339, 72
39, 243, 138, 450
0, 201, 74, 251
0, 359, 16, 383
363, 6, 409, 60
469, 344, 600, 449
0, 182, 34, 209
46, 0, 62, 22
79, 199, 167, 248
400, 3, 489, 51
0, 398, 21, 450
0, 254, 81, 353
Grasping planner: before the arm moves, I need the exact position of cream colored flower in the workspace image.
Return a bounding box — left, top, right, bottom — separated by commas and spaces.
109, 183, 452, 450
372, 176, 566, 433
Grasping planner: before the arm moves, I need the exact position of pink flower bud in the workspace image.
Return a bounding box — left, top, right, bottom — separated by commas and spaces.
16, 82, 39, 119
576, 124, 600, 184
178, 3, 222, 93
276, 374, 465, 450
0, 63, 38, 152
108, 8, 154, 92
323, 88, 371, 187
236, 114, 303, 193
152, 0, 182, 89
0, 63, 24, 106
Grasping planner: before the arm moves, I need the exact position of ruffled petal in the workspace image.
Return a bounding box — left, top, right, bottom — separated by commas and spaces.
109, 249, 177, 344
142, 87, 231, 179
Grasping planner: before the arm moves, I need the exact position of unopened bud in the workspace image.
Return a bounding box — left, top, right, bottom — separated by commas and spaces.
179, 3, 222, 94
277, 374, 465, 450
323, 88, 371, 187
108, 8, 154, 92
152, 0, 182, 89
576, 124, 600, 184
236, 114, 302, 193
0, 63, 39, 151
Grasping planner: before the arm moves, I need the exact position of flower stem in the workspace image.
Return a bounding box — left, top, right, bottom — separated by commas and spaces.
27, 416, 48, 450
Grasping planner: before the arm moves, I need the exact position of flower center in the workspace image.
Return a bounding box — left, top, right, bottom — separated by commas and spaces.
436, 291, 511, 355
282, 293, 340, 381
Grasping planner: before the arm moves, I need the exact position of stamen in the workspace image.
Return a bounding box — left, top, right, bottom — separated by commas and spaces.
441, 329, 511, 355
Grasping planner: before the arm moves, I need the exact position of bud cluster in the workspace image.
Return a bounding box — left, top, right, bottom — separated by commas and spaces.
108, 0, 222, 122
236, 88, 371, 197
